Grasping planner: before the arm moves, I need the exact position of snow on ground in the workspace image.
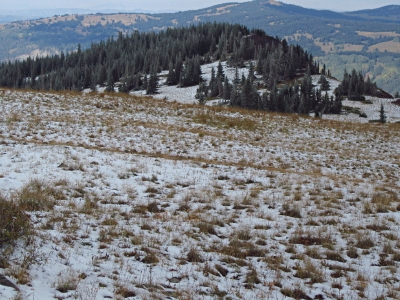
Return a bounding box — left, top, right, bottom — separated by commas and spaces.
132, 61, 249, 105
133, 63, 400, 124
311, 75, 400, 123
0, 77, 400, 300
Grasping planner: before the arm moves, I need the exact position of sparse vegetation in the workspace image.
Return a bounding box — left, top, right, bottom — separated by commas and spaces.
0, 87, 399, 299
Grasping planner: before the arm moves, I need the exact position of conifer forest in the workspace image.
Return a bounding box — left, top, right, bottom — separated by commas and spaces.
0, 22, 382, 115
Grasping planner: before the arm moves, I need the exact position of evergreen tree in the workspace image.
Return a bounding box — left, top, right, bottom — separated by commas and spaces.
318, 75, 330, 91
146, 71, 158, 95
209, 67, 219, 97
230, 83, 239, 106
217, 61, 224, 79
379, 104, 387, 123
105, 69, 114, 92
196, 82, 207, 105
166, 62, 177, 86
119, 77, 129, 93
222, 76, 231, 102
143, 74, 148, 91
321, 64, 326, 75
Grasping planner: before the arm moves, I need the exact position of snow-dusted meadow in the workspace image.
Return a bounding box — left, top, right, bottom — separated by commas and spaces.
0, 63, 400, 300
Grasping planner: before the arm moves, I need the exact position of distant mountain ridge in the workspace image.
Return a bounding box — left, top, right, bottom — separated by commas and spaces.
0, 1, 400, 94
344, 5, 400, 22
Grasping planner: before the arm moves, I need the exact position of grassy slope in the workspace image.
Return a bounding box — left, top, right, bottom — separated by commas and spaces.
0, 88, 400, 299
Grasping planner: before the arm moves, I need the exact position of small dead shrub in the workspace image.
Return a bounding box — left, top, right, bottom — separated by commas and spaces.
145, 186, 159, 194
220, 239, 263, 259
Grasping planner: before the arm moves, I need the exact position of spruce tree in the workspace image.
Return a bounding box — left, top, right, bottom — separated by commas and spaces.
319, 75, 330, 91
105, 69, 114, 92
222, 76, 231, 102
217, 62, 224, 79
196, 82, 207, 105
146, 71, 158, 95
379, 104, 387, 123
166, 62, 177, 86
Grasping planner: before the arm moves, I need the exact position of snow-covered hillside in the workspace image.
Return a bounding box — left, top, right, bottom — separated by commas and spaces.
0, 86, 399, 300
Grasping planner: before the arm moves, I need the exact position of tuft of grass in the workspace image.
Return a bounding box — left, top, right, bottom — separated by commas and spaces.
244, 267, 261, 289
295, 258, 325, 283
15, 179, 59, 211
114, 283, 136, 298
325, 250, 346, 262
281, 287, 312, 300
147, 201, 160, 213
236, 228, 252, 241
215, 264, 229, 277
281, 203, 302, 218
6, 265, 31, 285
101, 218, 118, 226
219, 239, 264, 259
347, 247, 359, 259
197, 222, 216, 235
55, 268, 80, 293
141, 251, 159, 264
289, 228, 333, 246
0, 194, 32, 248
355, 235, 375, 249
187, 247, 203, 263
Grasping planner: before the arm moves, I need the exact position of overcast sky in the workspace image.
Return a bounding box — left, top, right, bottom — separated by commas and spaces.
2, 0, 398, 13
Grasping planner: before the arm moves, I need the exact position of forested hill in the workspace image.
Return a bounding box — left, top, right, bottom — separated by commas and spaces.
0, 23, 312, 95
344, 5, 400, 22
0, 22, 384, 117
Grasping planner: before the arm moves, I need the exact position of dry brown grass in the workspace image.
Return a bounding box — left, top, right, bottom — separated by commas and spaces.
1, 88, 399, 299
